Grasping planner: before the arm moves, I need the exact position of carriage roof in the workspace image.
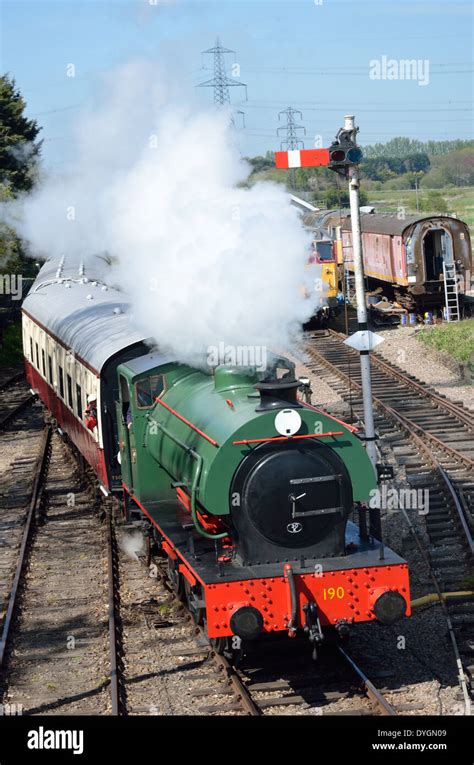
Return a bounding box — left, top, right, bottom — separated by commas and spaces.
22, 258, 148, 373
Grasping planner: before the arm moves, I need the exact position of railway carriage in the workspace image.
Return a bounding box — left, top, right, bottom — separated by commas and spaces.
305, 210, 472, 311
22, 260, 149, 489
22, 259, 411, 656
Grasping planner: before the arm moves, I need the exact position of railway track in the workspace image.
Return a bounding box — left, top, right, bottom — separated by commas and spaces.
190, 635, 408, 716
0, 424, 120, 715
0, 372, 36, 431
301, 329, 474, 710
0, 423, 50, 673
114, 524, 423, 717
1, 355, 470, 716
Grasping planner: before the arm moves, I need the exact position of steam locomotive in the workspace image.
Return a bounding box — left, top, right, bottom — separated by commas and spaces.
22, 259, 410, 656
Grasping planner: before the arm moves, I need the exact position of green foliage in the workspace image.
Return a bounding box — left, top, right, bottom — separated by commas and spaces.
364, 187, 474, 229
419, 168, 448, 189
423, 148, 474, 188
320, 187, 368, 208
0, 321, 23, 366
417, 319, 474, 363
0, 76, 43, 276
419, 191, 448, 213
363, 137, 474, 159
245, 150, 274, 174
382, 175, 415, 191
361, 154, 429, 182
0, 74, 42, 193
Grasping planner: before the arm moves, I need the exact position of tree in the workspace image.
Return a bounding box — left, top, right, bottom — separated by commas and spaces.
321, 188, 368, 208
437, 148, 474, 186
420, 191, 448, 213
404, 153, 430, 173
0, 74, 42, 194
363, 137, 473, 159
420, 167, 448, 189
0, 76, 42, 277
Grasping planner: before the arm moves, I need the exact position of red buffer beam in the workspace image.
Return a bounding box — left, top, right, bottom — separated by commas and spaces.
275, 148, 330, 169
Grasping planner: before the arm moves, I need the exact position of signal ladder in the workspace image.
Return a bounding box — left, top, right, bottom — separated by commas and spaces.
344, 264, 356, 304
442, 261, 460, 322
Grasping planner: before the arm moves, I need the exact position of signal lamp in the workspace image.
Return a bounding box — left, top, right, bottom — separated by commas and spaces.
330, 149, 346, 163
346, 147, 363, 163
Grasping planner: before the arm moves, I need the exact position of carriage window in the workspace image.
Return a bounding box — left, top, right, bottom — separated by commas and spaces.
76, 384, 83, 418
135, 375, 164, 408
58, 366, 64, 399
30, 338, 33, 361
41, 349, 46, 377
35, 343, 39, 369
48, 355, 53, 384
67, 374, 73, 408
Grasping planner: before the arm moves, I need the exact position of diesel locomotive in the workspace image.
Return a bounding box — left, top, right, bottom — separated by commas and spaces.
22, 259, 411, 656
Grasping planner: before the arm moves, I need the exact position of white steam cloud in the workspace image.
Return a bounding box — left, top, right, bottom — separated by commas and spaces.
10, 61, 318, 365
118, 530, 145, 561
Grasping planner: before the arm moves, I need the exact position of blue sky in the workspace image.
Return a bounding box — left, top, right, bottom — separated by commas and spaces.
1, 0, 472, 169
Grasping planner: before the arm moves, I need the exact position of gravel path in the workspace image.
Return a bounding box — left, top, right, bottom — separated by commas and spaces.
374, 327, 474, 411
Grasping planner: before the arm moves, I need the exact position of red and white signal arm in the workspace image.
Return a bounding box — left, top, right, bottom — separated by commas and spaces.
275, 148, 330, 169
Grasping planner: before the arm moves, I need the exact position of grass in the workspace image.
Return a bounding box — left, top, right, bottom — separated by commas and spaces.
417, 319, 474, 364
0, 320, 23, 367
366, 187, 474, 231
248, 173, 474, 233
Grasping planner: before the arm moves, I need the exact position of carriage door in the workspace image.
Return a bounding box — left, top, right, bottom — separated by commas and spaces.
423, 229, 452, 281
117, 375, 134, 492
441, 229, 453, 266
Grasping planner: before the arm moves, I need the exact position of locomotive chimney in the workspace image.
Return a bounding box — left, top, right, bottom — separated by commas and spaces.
254, 378, 302, 411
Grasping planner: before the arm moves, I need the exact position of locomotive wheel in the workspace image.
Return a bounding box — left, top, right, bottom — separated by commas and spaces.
184, 579, 205, 625
210, 636, 228, 654
210, 635, 243, 665
167, 557, 184, 599
203, 619, 242, 664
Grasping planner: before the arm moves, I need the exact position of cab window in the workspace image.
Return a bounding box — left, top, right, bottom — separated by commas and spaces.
315, 241, 334, 262
135, 375, 164, 408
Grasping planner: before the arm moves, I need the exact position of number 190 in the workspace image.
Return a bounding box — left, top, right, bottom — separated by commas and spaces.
323, 586, 344, 600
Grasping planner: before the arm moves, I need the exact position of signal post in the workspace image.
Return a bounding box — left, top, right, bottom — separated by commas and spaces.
275, 116, 381, 473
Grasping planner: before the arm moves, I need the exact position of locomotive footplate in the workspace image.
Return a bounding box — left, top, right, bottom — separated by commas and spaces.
130, 495, 411, 639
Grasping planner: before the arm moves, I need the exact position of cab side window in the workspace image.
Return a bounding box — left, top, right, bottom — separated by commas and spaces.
135, 375, 164, 408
